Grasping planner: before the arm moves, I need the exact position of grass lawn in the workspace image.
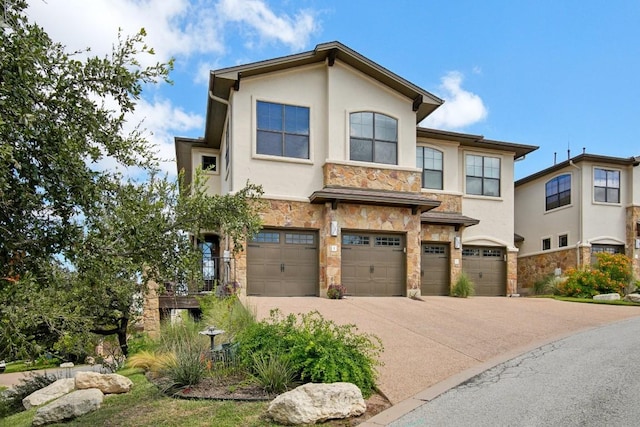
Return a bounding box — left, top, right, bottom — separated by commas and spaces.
532, 295, 640, 306
0, 369, 280, 427
2, 360, 60, 374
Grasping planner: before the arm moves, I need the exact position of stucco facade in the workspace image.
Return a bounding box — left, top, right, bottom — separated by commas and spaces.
174, 42, 537, 300
515, 154, 640, 293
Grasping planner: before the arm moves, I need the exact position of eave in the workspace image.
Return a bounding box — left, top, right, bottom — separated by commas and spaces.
309, 186, 440, 215
420, 211, 480, 231
417, 127, 538, 160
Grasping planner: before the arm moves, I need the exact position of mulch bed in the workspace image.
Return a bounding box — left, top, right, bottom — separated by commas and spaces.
150, 374, 392, 425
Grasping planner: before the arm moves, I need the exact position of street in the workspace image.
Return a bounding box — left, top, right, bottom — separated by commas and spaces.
391, 316, 640, 427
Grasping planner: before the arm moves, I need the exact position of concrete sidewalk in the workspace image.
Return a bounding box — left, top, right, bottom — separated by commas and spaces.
246, 296, 640, 411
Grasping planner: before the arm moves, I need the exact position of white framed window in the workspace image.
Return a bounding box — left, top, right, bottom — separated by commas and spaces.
202, 155, 217, 173
558, 234, 568, 248
542, 237, 551, 251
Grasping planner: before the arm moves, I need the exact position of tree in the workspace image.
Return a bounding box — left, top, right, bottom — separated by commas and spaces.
0, 0, 171, 283
1, 170, 264, 359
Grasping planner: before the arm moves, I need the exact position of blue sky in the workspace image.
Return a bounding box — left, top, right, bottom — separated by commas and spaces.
26, 0, 640, 180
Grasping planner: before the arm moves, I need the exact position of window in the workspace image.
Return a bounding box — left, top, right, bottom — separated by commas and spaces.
257, 101, 309, 159
417, 147, 443, 189
559, 234, 568, 248
375, 236, 401, 247
350, 112, 397, 165
542, 238, 551, 251
252, 232, 280, 243
466, 155, 500, 196
202, 155, 217, 172
594, 168, 620, 203
285, 233, 314, 245
545, 174, 570, 210
342, 234, 370, 246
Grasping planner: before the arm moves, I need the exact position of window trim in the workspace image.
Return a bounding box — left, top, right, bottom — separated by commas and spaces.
542, 237, 551, 251
255, 99, 311, 161
558, 234, 568, 248
465, 154, 501, 197
593, 167, 621, 204
349, 111, 398, 165
201, 154, 218, 174
417, 146, 443, 190
545, 173, 571, 211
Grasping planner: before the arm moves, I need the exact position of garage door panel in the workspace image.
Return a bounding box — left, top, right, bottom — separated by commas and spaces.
247, 230, 318, 296
462, 246, 505, 296
341, 232, 405, 296
421, 243, 450, 296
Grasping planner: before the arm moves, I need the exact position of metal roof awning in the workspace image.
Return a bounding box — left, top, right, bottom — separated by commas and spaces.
309, 187, 440, 214
420, 211, 480, 230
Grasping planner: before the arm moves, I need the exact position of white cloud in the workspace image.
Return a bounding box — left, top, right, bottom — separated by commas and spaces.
217, 0, 317, 51
420, 71, 488, 130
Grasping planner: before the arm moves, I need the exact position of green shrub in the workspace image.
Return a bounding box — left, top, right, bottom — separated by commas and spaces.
0, 372, 56, 417
236, 310, 383, 398
326, 284, 347, 299
555, 254, 634, 298
594, 253, 633, 293
451, 273, 474, 298
251, 352, 297, 394
199, 294, 256, 343
157, 318, 210, 387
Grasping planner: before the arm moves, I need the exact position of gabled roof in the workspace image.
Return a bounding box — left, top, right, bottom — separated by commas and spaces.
417, 127, 538, 160
515, 153, 640, 187
205, 41, 444, 149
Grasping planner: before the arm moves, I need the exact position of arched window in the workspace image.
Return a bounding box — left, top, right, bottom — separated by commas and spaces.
545, 174, 571, 211
416, 146, 443, 189
349, 112, 397, 165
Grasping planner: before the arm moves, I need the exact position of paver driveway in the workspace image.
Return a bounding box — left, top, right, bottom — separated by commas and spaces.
246, 296, 640, 405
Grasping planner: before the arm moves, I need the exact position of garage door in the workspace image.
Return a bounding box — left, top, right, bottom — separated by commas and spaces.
341, 233, 405, 296
421, 243, 450, 295
462, 246, 505, 296
246, 230, 318, 296
591, 244, 624, 265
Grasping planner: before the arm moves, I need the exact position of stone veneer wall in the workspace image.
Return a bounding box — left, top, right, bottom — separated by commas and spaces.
323, 163, 421, 192
627, 206, 640, 279
424, 193, 462, 213
506, 250, 518, 296
517, 248, 577, 293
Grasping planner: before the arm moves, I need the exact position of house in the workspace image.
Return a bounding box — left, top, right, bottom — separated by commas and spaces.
514, 152, 640, 294
172, 41, 537, 303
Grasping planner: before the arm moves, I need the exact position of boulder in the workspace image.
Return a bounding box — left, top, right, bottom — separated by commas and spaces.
593, 293, 620, 301
75, 371, 133, 394
625, 293, 640, 303
59, 362, 74, 368
32, 388, 103, 426
23, 378, 76, 410
267, 382, 366, 425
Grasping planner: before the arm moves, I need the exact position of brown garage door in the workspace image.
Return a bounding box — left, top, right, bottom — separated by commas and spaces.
421, 243, 450, 296
462, 246, 505, 296
341, 233, 405, 296
246, 229, 318, 296
591, 244, 624, 265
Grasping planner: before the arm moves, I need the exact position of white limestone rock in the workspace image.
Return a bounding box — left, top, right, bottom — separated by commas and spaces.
267, 382, 366, 425
624, 293, 640, 303
593, 293, 621, 301
32, 388, 103, 426
22, 378, 76, 410
59, 362, 74, 368
75, 371, 133, 394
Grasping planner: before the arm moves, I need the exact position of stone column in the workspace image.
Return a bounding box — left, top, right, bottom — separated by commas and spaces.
142, 279, 161, 339
322, 202, 341, 297
506, 248, 518, 296
626, 206, 640, 279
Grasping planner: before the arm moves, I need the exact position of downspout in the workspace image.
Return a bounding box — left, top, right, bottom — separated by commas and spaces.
569, 160, 583, 266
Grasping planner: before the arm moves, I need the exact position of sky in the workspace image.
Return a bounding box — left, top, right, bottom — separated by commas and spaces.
23, 0, 640, 180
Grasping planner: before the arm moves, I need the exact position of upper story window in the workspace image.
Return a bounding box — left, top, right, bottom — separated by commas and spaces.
349, 112, 397, 165
594, 168, 620, 203
202, 155, 217, 172
545, 174, 571, 211
465, 154, 500, 197
257, 101, 309, 159
416, 147, 443, 190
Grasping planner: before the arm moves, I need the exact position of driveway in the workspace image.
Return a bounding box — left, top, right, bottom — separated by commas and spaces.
246, 296, 640, 405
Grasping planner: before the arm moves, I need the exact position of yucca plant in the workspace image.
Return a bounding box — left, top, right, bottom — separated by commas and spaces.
251, 353, 297, 394
451, 273, 474, 298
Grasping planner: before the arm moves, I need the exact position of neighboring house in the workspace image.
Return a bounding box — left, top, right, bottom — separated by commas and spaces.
514, 153, 640, 294
173, 41, 537, 303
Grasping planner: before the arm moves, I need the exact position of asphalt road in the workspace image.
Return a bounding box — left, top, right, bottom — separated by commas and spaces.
390, 316, 640, 427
